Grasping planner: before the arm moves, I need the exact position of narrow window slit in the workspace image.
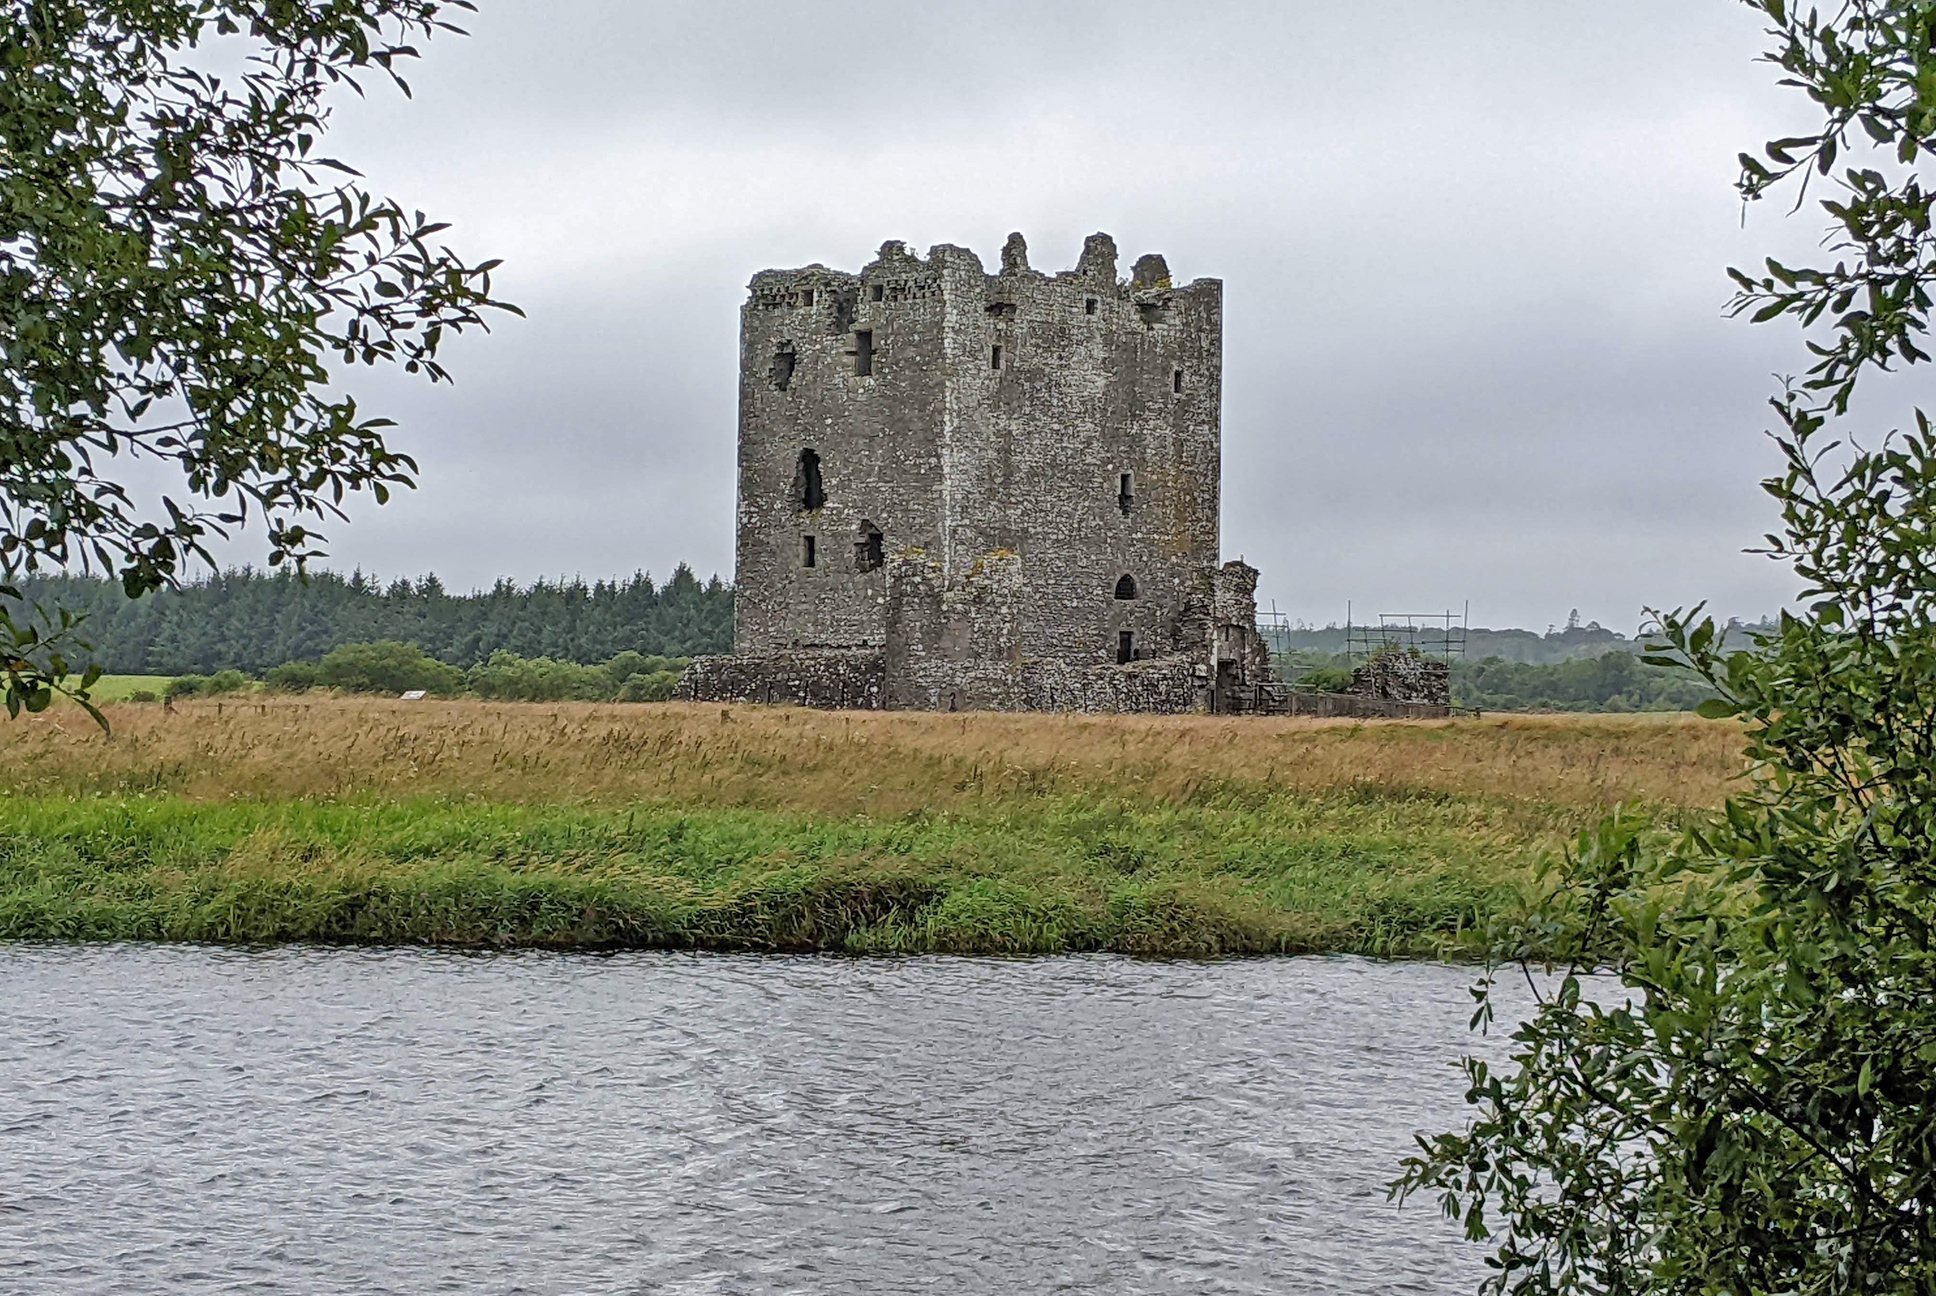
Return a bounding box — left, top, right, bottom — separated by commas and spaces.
1173, 369, 1184, 393
991, 344, 1002, 370
794, 448, 825, 512
1118, 473, 1134, 516
854, 330, 874, 377
802, 535, 817, 568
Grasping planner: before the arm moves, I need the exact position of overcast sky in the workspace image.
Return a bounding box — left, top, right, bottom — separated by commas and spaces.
251, 0, 1849, 631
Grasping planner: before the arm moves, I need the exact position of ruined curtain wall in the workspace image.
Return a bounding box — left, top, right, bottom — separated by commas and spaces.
676, 649, 886, 709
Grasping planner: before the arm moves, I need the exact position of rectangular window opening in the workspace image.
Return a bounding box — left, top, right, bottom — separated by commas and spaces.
1118, 631, 1135, 666
800, 288, 815, 307
1118, 473, 1134, 516
1085, 298, 1098, 315
1173, 369, 1184, 393
854, 330, 874, 377
991, 344, 1002, 370
870, 283, 884, 302
802, 535, 817, 568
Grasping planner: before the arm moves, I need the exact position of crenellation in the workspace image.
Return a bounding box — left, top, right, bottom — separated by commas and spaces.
1130, 253, 1172, 290
1075, 231, 1119, 283
999, 230, 1032, 278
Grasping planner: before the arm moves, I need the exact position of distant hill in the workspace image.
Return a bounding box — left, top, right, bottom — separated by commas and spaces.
1266, 617, 1771, 666
1263, 616, 1768, 712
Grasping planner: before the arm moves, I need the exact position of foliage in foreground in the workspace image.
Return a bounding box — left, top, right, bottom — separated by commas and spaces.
0, 1, 512, 717
1397, 5, 1936, 1290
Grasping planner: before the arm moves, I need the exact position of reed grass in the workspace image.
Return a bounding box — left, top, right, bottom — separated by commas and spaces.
0, 700, 1746, 956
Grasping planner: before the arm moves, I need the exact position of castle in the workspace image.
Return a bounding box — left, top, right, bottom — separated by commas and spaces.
678, 230, 1277, 713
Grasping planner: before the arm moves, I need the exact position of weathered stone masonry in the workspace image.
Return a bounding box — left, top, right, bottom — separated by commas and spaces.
680, 230, 1276, 713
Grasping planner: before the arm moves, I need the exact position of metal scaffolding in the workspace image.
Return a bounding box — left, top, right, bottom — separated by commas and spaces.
1255, 602, 1295, 658
1344, 603, 1470, 665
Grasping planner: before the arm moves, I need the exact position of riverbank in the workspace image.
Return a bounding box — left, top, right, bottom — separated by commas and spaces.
0, 700, 1743, 955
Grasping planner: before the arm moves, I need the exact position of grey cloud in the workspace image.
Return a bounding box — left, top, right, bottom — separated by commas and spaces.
215, 0, 1846, 629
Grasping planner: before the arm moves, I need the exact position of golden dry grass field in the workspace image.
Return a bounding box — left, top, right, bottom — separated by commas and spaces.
6, 698, 1743, 816
0, 699, 1746, 956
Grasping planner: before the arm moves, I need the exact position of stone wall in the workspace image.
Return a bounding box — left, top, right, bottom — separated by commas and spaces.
1348, 650, 1451, 707
677, 649, 885, 709
879, 653, 1205, 714
1018, 655, 1203, 713
1208, 559, 1274, 702
877, 547, 1213, 713
680, 643, 1203, 714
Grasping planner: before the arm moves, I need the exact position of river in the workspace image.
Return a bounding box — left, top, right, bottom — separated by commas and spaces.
1, 946, 1528, 1294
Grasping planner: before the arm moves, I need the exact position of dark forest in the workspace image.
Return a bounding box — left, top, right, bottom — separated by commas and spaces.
8, 568, 733, 675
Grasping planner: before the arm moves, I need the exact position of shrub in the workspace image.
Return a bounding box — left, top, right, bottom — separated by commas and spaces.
1295, 666, 1355, 693
163, 671, 248, 699
605, 652, 688, 692
263, 661, 323, 692
467, 650, 611, 702
616, 670, 681, 702
316, 641, 464, 696
1400, 17, 1936, 1286
125, 690, 159, 703
204, 669, 250, 696
604, 650, 649, 687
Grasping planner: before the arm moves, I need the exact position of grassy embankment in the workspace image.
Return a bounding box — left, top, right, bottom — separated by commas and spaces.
0, 699, 1745, 956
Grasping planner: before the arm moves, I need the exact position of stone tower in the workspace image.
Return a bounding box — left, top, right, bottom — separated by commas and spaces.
680, 231, 1273, 712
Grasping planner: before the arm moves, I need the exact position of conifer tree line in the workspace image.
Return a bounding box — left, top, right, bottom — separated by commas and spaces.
6, 568, 733, 676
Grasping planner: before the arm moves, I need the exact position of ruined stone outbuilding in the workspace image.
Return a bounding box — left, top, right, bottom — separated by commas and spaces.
678, 231, 1276, 713
1347, 649, 1451, 708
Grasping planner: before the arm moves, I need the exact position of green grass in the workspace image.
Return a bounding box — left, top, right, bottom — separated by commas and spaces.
0, 792, 1536, 957
86, 674, 174, 702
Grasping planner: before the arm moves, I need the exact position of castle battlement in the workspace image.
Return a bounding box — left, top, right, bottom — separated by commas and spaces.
747, 235, 1221, 318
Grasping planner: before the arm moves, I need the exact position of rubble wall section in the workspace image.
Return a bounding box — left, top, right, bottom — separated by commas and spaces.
677, 649, 886, 709
1348, 652, 1451, 707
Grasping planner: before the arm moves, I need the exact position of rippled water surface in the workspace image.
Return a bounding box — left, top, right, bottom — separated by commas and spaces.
0, 946, 1523, 1294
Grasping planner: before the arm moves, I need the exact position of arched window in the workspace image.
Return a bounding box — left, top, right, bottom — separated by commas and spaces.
794, 448, 825, 512
854, 521, 884, 572
1114, 573, 1138, 600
